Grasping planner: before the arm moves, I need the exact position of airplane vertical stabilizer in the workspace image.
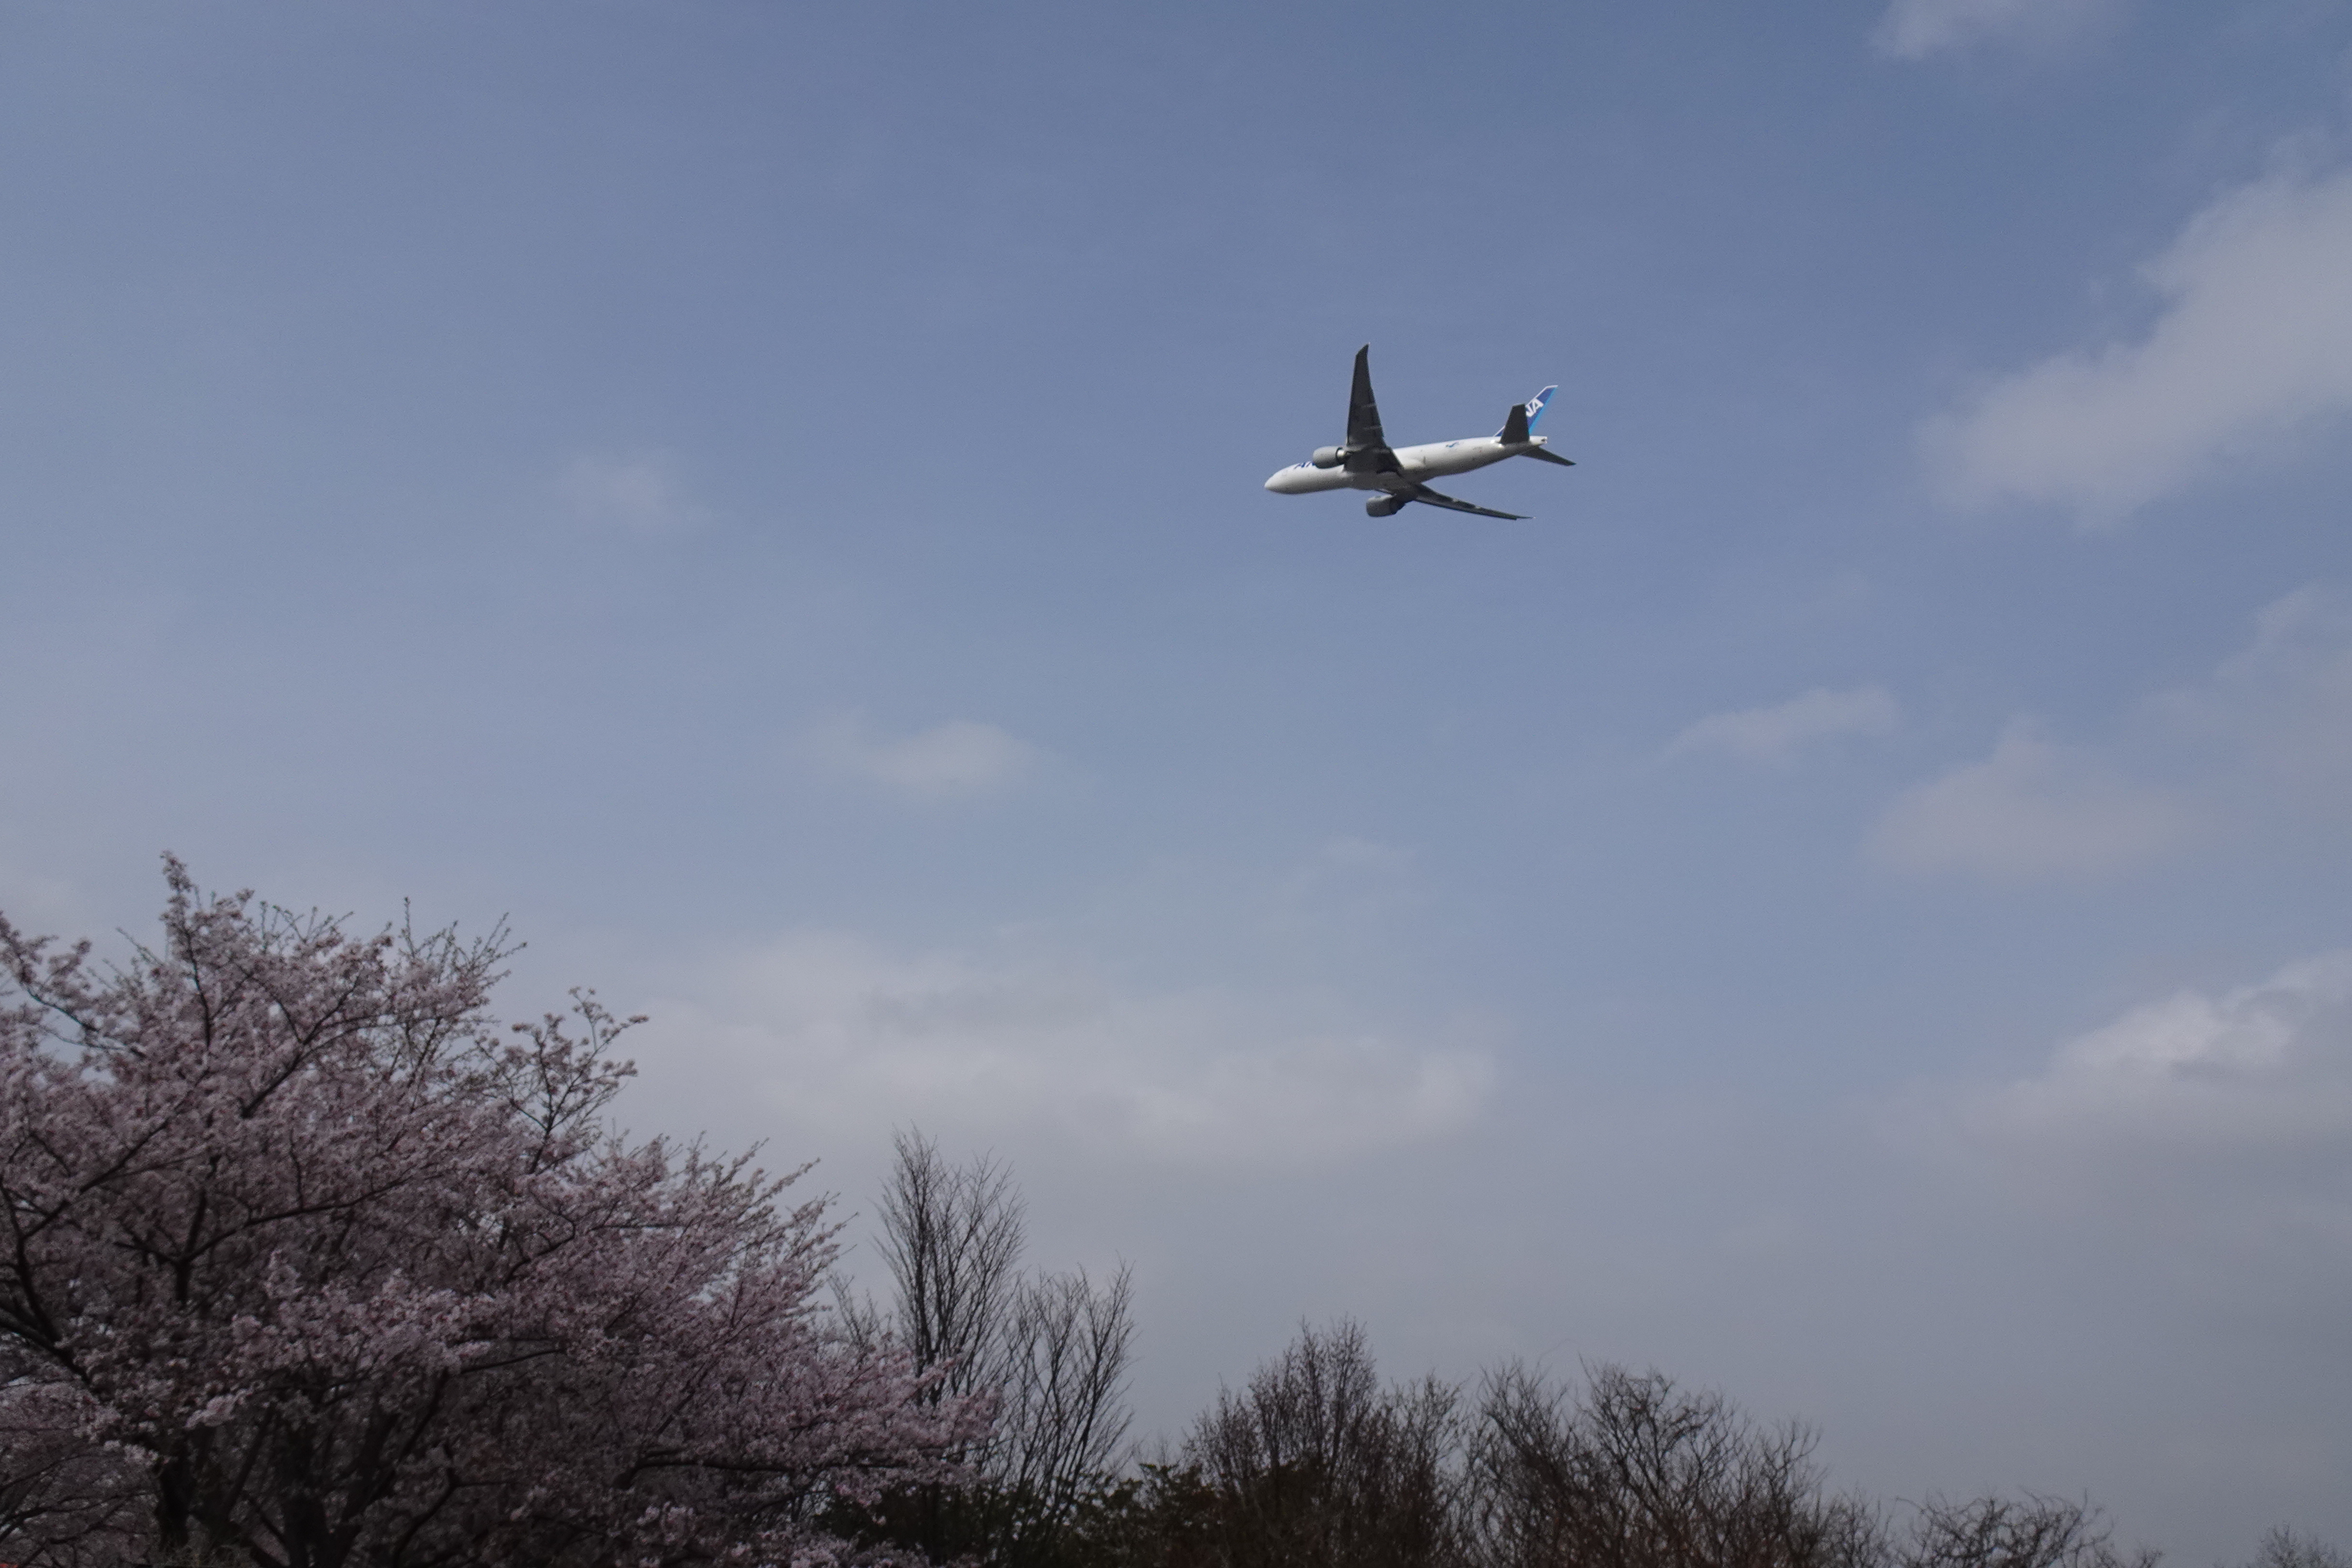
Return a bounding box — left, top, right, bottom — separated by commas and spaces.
1496, 385, 1557, 440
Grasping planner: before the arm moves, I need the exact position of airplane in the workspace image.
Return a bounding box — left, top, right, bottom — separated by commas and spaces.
1263, 345, 1573, 519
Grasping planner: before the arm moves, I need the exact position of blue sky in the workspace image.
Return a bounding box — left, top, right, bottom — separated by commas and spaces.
5, 1, 2352, 1556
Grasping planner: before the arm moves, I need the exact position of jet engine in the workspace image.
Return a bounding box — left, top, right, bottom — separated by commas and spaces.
1364, 494, 1407, 517
1310, 446, 1346, 468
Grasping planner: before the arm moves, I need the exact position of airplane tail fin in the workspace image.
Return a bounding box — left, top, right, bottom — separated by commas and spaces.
1496, 385, 1557, 441
1500, 386, 1572, 466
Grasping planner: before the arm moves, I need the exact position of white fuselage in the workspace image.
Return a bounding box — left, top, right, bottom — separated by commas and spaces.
1262, 434, 1559, 494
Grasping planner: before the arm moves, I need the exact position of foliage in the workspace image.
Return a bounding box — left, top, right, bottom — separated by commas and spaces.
0, 862, 985, 1568
1071, 1327, 2240, 1568
3, 863, 2338, 1568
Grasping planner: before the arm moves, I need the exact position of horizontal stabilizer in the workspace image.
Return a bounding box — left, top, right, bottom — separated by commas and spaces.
1519, 446, 1576, 467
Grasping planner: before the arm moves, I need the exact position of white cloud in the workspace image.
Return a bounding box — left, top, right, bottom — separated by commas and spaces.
559, 450, 704, 532
807, 716, 1040, 801
1873, 0, 2121, 60
1924, 158, 2352, 523
637, 931, 1495, 1169
1668, 685, 1900, 764
1988, 952, 2352, 1148
1871, 721, 2190, 882
1877, 948, 2352, 1334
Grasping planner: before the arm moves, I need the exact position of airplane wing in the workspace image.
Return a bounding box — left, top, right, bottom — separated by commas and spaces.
1344, 344, 1391, 466
1405, 483, 1528, 521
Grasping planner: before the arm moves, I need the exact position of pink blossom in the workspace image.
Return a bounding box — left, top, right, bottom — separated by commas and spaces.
0, 859, 987, 1568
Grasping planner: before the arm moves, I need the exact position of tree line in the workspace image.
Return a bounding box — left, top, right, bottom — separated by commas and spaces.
0, 869, 2340, 1568
834, 1135, 2344, 1568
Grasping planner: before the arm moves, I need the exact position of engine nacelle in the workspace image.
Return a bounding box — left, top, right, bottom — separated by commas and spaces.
1364, 495, 1407, 517
1310, 446, 1346, 469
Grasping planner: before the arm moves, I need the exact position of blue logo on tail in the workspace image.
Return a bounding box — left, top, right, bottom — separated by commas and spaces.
1524, 386, 1557, 432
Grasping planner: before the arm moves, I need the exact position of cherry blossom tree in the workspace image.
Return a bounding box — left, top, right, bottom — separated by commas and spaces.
0, 860, 986, 1568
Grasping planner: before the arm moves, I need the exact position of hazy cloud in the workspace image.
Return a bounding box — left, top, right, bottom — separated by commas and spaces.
1924, 158, 2352, 523
1871, 586, 2352, 883
1873, 0, 2122, 60
1891, 950, 2352, 1284
559, 450, 705, 532
1669, 685, 1900, 764
807, 716, 1041, 801
1878, 947, 2352, 1370
1264, 837, 1420, 932
2153, 584, 2352, 809
1871, 721, 2190, 882
1978, 950, 2352, 1158
640, 931, 1495, 1169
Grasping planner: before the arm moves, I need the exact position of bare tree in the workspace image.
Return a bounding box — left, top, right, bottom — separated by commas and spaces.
1179, 1318, 1464, 1568
851, 1128, 1139, 1568
1897, 1493, 2156, 1568
1463, 1362, 1877, 1568
2233, 1530, 2350, 1568
1000, 1264, 1139, 1519
876, 1127, 1029, 1405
